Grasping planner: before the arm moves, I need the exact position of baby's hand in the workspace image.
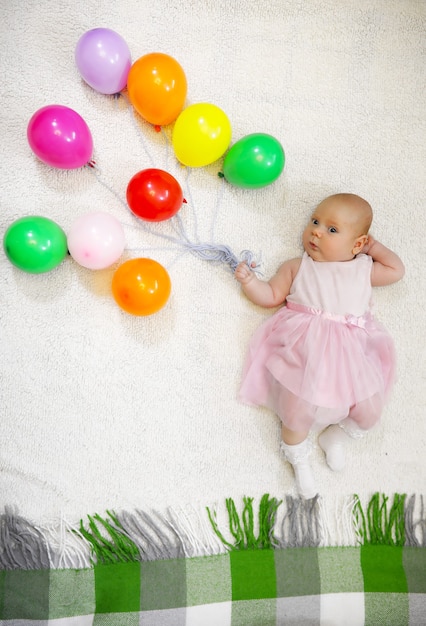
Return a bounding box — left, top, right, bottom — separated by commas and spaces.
235, 261, 256, 285
361, 234, 376, 255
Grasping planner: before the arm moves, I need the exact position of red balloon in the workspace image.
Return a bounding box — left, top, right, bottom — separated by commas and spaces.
126, 169, 183, 222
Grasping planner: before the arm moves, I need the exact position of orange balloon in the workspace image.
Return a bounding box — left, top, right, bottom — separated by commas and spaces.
127, 53, 187, 126
112, 258, 171, 316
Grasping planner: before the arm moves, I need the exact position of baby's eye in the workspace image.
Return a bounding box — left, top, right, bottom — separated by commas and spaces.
328, 227, 338, 233
312, 218, 319, 225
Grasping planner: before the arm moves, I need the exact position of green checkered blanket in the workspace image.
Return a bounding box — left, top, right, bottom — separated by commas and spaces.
1, 494, 425, 625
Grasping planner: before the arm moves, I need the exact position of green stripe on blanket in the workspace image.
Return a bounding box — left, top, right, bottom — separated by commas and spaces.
0, 493, 425, 624
0, 547, 425, 623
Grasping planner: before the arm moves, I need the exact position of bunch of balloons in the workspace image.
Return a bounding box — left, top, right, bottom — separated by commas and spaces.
4, 27, 286, 316
27, 27, 285, 184
3, 212, 171, 316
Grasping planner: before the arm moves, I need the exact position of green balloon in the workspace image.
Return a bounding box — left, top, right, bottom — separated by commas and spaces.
223, 133, 285, 189
3, 216, 68, 273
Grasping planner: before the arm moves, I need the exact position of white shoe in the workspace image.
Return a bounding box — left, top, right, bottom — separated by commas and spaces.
280, 440, 318, 499
318, 425, 347, 472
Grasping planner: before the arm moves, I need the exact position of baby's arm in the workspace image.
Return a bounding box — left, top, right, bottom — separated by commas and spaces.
364, 236, 405, 286
235, 258, 301, 307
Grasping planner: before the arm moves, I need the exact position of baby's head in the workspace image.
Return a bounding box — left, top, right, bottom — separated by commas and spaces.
302, 193, 372, 262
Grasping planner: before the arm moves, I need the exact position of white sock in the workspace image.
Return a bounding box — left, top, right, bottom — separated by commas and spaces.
340, 417, 368, 439
280, 439, 317, 500
318, 425, 347, 472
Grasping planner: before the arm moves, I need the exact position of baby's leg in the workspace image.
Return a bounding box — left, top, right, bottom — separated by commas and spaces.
343, 393, 383, 434
318, 424, 348, 471
280, 430, 317, 500
279, 394, 317, 499
319, 394, 383, 471
269, 383, 320, 498
281, 425, 309, 445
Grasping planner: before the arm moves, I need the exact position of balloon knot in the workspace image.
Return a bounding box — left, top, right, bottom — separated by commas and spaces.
217, 172, 225, 178
113, 93, 121, 100
86, 160, 97, 169
154, 125, 161, 133
183, 198, 187, 204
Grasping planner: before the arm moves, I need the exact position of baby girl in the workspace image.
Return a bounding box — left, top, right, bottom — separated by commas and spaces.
235, 193, 405, 498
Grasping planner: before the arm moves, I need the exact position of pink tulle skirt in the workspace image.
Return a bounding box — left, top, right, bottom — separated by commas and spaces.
239, 303, 396, 431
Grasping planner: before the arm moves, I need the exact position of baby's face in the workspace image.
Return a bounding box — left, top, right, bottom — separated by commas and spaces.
302, 198, 366, 262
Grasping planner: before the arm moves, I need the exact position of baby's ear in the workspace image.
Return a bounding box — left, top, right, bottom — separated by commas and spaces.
352, 234, 368, 255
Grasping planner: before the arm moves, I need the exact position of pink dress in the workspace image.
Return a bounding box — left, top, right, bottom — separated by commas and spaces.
239, 253, 396, 431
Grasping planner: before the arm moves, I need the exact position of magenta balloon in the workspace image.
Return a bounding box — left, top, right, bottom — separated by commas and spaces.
27, 105, 93, 169
75, 28, 131, 95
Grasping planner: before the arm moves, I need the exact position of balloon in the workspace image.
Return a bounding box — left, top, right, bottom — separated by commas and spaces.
172, 103, 232, 167
27, 105, 93, 169
3, 216, 68, 273
222, 133, 285, 188
126, 169, 183, 222
112, 258, 171, 316
127, 53, 187, 126
67, 212, 125, 269
75, 28, 131, 95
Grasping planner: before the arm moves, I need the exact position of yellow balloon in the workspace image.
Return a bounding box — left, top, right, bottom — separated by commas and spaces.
172, 103, 231, 167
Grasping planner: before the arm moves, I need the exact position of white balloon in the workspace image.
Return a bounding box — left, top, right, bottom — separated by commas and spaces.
67, 212, 125, 269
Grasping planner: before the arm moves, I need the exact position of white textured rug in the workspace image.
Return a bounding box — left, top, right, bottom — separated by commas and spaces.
1, 0, 425, 530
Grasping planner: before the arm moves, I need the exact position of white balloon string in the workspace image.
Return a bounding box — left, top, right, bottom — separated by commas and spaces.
182, 168, 200, 243
210, 174, 226, 242
86, 165, 184, 247
88, 163, 261, 274
86, 99, 261, 275
113, 94, 202, 248
170, 212, 192, 244
160, 126, 172, 172
119, 93, 156, 168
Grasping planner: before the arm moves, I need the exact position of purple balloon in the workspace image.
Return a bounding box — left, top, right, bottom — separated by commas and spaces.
27, 105, 93, 169
75, 28, 131, 95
